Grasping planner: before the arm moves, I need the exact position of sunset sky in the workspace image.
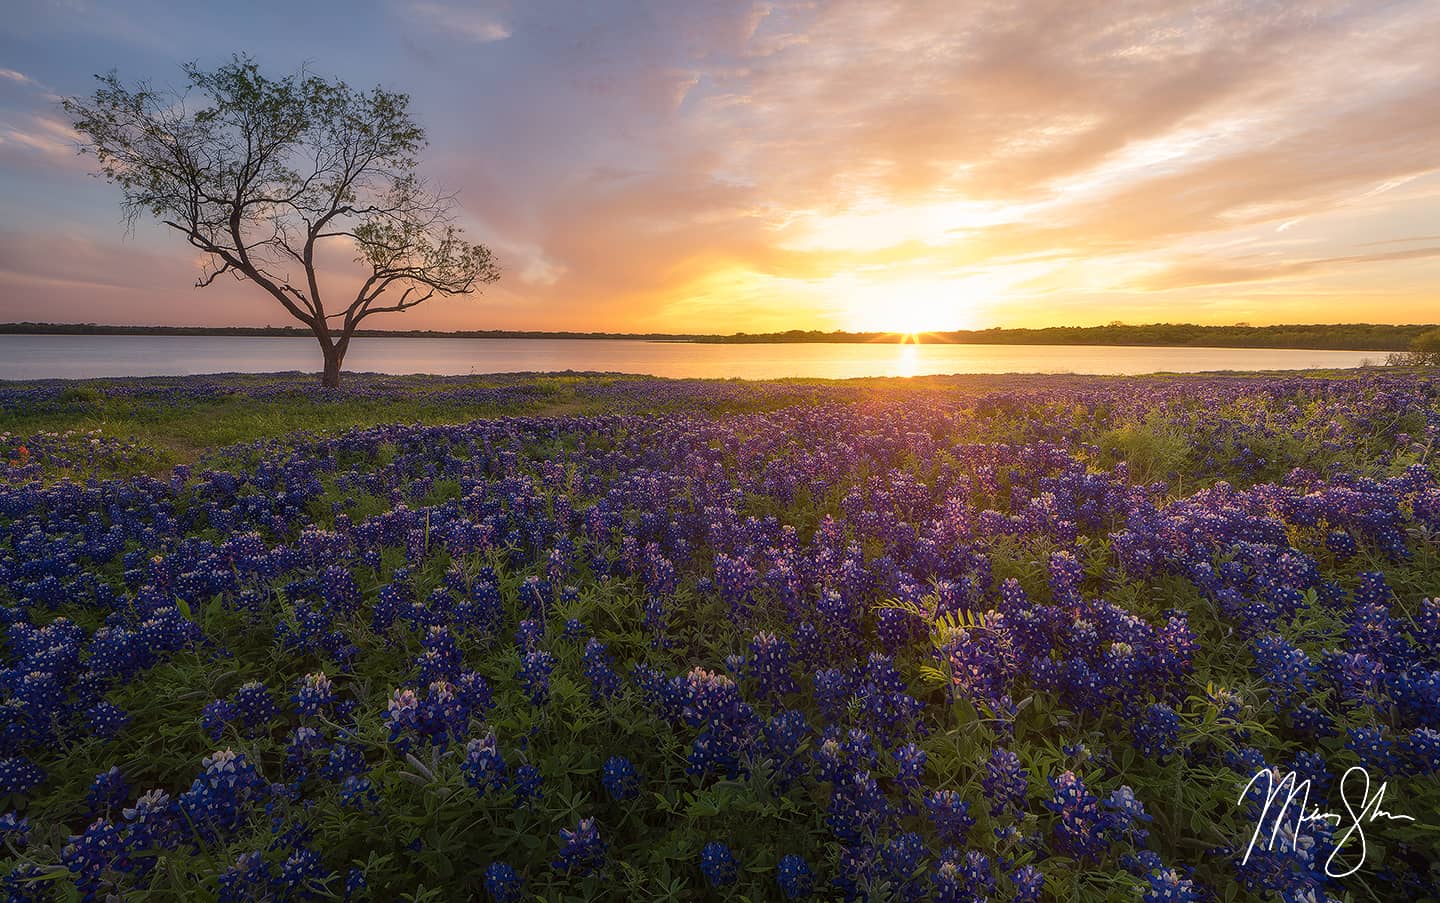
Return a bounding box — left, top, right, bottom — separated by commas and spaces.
1, 0, 1438, 334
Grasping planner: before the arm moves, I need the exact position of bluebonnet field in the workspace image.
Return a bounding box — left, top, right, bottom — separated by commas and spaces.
1, 370, 1437, 901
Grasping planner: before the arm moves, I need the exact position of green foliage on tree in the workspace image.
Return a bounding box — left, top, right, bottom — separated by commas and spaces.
1408, 326, 1440, 366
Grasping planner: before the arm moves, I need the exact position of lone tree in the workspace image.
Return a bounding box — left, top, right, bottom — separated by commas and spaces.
63, 55, 500, 387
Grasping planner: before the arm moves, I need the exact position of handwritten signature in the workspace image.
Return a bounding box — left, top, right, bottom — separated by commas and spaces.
1238, 766, 1415, 878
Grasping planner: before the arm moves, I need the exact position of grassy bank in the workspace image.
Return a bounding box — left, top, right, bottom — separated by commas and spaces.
0, 367, 1411, 469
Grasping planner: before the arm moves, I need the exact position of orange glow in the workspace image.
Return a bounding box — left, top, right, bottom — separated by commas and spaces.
4, 1, 1438, 333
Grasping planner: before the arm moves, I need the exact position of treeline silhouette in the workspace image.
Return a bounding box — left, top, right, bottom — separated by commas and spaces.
1, 322, 1431, 350
0, 323, 696, 341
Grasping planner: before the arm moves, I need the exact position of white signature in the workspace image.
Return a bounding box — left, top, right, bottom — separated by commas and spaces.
1239, 766, 1415, 878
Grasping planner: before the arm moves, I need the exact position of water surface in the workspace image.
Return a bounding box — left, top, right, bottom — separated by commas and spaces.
0, 335, 1389, 381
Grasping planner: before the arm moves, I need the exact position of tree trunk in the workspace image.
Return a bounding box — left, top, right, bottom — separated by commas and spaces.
320, 342, 343, 389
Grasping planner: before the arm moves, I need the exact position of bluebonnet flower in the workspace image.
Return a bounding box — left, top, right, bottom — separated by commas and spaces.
514, 618, 545, 651
880, 831, 928, 901
1353, 571, 1392, 606
484, 862, 524, 902
283, 726, 326, 776
1323, 650, 1388, 707
123, 789, 177, 854
84, 701, 130, 739
454, 670, 495, 715
322, 742, 368, 782
700, 841, 738, 888
85, 766, 129, 815
0, 811, 31, 848
340, 775, 377, 808
1405, 727, 1440, 774
1347, 726, 1397, 774
385, 681, 471, 750
680, 667, 759, 778
0, 757, 44, 795
201, 699, 238, 741
983, 746, 1028, 815
1414, 597, 1440, 654
763, 709, 810, 786
275, 845, 331, 897
1048, 550, 1085, 604
924, 789, 974, 845
582, 638, 621, 701
553, 817, 605, 875
601, 755, 639, 801
1325, 529, 1357, 559
1, 862, 47, 902
832, 841, 878, 901
293, 672, 336, 717
1289, 749, 1332, 794
1102, 785, 1153, 845
419, 626, 462, 684
933, 848, 993, 903
518, 650, 556, 706
749, 631, 798, 699
854, 653, 924, 742
512, 763, 543, 806
937, 624, 1014, 708
1046, 770, 1107, 861
776, 854, 814, 899
520, 575, 552, 620
1250, 634, 1316, 704
62, 817, 127, 895
344, 866, 367, 901
177, 748, 268, 843
876, 606, 926, 653
1122, 849, 1165, 876
1143, 867, 1200, 902
1011, 863, 1044, 902
826, 770, 888, 844
813, 667, 854, 720
1289, 702, 1335, 738
642, 595, 670, 648
892, 742, 926, 797
234, 680, 278, 731
462, 732, 507, 792
1132, 702, 1182, 759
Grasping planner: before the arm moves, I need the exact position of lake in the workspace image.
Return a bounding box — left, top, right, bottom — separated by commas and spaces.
0, 335, 1391, 381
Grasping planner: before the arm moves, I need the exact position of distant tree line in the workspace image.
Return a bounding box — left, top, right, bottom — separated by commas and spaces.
1, 321, 1434, 351
0, 323, 696, 341
698, 323, 1433, 350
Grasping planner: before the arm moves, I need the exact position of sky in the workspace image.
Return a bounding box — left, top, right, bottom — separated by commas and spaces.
1, 0, 1438, 334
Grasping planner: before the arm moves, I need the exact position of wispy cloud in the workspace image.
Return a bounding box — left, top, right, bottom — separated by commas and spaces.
0, 114, 82, 167
399, 1, 511, 43
1137, 246, 1440, 291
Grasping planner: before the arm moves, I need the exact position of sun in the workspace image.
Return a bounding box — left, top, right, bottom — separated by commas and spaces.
841, 276, 977, 335
893, 302, 949, 337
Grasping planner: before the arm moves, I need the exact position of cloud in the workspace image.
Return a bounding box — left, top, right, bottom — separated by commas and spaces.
0, 114, 83, 168
1137, 245, 1440, 291
1356, 234, 1440, 248
399, 1, 512, 43
428, 0, 1440, 328
6, 0, 1440, 330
